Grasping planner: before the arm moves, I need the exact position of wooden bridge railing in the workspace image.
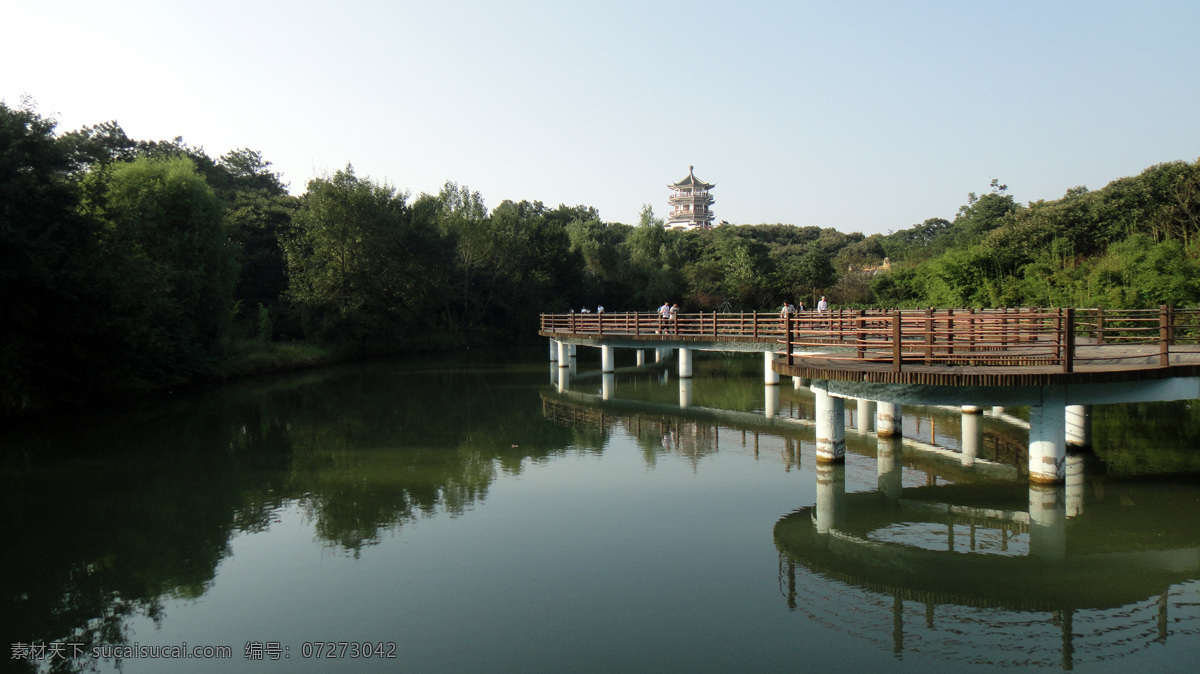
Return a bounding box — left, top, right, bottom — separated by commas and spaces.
541, 306, 1200, 372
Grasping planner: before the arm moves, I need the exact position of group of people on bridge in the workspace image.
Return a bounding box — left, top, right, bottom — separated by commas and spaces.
780, 296, 828, 317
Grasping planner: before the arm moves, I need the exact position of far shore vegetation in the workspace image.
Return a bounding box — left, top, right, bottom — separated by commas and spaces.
4, 99, 1200, 416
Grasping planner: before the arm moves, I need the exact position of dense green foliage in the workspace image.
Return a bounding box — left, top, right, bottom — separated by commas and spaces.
3, 99, 1199, 414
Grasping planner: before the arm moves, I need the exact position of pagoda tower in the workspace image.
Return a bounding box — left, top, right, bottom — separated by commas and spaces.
667, 165, 715, 230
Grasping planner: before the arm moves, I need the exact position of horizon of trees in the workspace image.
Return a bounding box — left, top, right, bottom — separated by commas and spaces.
4, 99, 1199, 414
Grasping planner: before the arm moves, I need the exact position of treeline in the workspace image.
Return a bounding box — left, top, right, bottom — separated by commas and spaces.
4, 100, 1199, 414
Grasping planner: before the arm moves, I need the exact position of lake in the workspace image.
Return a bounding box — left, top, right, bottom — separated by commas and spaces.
3, 348, 1198, 672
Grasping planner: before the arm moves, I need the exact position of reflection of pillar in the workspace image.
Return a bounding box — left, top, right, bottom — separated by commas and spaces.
602, 373, 615, 401
636, 349, 645, 367
678, 348, 693, 378
877, 436, 903, 505
962, 406, 983, 467
1029, 386, 1067, 483
601, 345, 615, 373
679, 378, 693, 408
1065, 452, 1085, 517
877, 402, 903, 438
1066, 405, 1092, 448
765, 385, 781, 419
1029, 483, 1067, 561
764, 351, 780, 385
815, 462, 846, 534
557, 365, 569, 393
557, 340, 569, 367
815, 390, 846, 462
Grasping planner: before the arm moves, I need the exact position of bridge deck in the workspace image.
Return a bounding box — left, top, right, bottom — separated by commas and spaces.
541, 308, 1200, 386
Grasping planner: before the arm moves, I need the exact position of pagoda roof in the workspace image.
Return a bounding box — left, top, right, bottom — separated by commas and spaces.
668, 165, 714, 190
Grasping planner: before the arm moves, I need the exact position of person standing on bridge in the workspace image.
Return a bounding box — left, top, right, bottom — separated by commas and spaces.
817, 296, 828, 312
669, 303, 679, 334
658, 302, 670, 333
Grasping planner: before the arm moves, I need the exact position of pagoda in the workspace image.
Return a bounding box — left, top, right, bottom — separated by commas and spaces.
667, 165, 715, 230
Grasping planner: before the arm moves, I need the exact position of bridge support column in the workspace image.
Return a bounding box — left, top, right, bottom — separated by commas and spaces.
815, 390, 846, 463
1029, 386, 1067, 483
569, 343, 577, 357
549, 339, 557, 361
1029, 483, 1067, 560
877, 402, 903, 438
991, 406, 1005, 417
679, 379, 693, 408
764, 352, 779, 385
1066, 405, 1092, 448
678, 348, 693, 378
557, 340, 570, 367
601, 373, 615, 401
655, 347, 668, 364
556, 365, 569, 393
765, 385, 780, 418
962, 406, 983, 467
601, 345, 615, 373
856, 399, 875, 433
793, 376, 803, 390
636, 349, 645, 367
815, 462, 846, 534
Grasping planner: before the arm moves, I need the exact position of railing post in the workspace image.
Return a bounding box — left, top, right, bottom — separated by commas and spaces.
786, 314, 794, 366
893, 310, 903, 372
1064, 307, 1075, 373
924, 308, 934, 365
753, 311, 758, 338
855, 310, 865, 359
598, 312, 604, 335
1096, 308, 1105, 344
634, 311, 640, 336
1160, 304, 1172, 366
946, 309, 955, 362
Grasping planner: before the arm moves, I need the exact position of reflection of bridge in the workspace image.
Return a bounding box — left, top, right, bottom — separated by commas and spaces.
540, 308, 1200, 483
774, 474, 1200, 669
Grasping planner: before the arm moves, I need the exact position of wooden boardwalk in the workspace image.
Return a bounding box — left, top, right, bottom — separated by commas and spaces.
540, 307, 1200, 386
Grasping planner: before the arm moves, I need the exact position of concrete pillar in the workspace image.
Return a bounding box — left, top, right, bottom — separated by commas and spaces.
793, 376, 803, 390
636, 349, 645, 367
655, 347, 667, 364
765, 385, 781, 419
557, 340, 570, 367
877, 402, 903, 438
678, 348, 693, 378
601, 345, 615, 373
1065, 453, 1085, 517
1066, 405, 1092, 448
1029, 483, 1067, 561
815, 462, 846, 534
1028, 386, 1067, 483
549, 362, 558, 384
679, 379, 693, 408
556, 365, 569, 393
599, 373, 613, 401
991, 406, 1005, 417
764, 351, 779, 385
550, 339, 557, 361
815, 390, 846, 463
856, 399, 876, 433
569, 343, 577, 357
961, 406, 983, 467
877, 436, 903, 505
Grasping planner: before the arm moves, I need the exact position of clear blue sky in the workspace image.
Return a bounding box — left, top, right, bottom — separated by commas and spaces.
4, 1, 1198, 235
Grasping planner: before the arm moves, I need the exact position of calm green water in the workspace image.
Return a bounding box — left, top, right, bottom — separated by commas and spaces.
3, 349, 1199, 673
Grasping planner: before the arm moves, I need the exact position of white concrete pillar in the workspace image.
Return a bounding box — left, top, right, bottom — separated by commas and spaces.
678, 348, 693, 378
557, 340, 570, 367
1065, 453, 1085, 517
679, 378, 693, 408
1066, 405, 1092, 448
655, 347, 666, 364
815, 390, 846, 463
601, 345, 615, 373
1029, 386, 1067, 483
765, 384, 781, 418
601, 373, 615, 401
1029, 483, 1066, 561
856, 399, 876, 433
962, 406, 983, 467
550, 339, 557, 361
569, 343, 577, 357
877, 402, 903, 438
549, 362, 557, 384
815, 462, 845, 534
793, 376, 803, 390
991, 406, 1005, 417
764, 351, 779, 385
636, 349, 645, 367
